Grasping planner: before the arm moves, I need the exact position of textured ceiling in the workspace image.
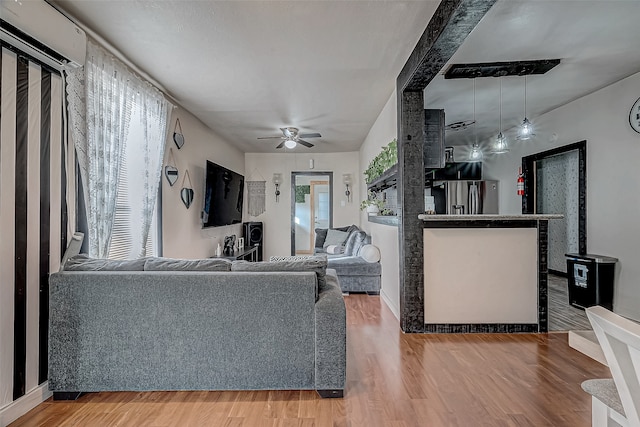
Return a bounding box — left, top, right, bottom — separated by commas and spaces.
52, 0, 440, 153
423, 0, 640, 151
50, 0, 640, 155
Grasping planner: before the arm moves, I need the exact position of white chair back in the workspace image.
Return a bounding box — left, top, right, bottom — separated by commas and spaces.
587, 306, 640, 426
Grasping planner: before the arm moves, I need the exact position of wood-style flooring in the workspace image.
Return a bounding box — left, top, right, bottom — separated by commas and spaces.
548, 274, 592, 331
12, 295, 610, 427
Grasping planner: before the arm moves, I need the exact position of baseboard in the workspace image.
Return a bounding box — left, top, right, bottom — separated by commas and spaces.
569, 330, 607, 366
381, 290, 400, 321
0, 381, 52, 426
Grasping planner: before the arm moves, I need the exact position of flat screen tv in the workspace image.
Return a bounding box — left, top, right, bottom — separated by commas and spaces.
202, 160, 244, 227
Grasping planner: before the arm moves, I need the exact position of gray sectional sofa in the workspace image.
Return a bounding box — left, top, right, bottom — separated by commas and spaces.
315, 225, 382, 295
48, 255, 346, 398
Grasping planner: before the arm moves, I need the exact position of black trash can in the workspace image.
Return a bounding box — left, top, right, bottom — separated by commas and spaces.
565, 253, 618, 310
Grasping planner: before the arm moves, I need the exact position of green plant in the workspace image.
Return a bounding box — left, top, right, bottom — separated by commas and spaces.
364, 138, 398, 184
359, 190, 385, 211
295, 185, 310, 203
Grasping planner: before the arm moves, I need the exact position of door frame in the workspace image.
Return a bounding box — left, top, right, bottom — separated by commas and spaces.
521, 140, 587, 256
290, 172, 333, 256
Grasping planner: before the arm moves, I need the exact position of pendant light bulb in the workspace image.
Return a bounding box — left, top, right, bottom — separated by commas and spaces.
517, 76, 535, 141
470, 143, 482, 160
492, 78, 510, 154
493, 132, 509, 154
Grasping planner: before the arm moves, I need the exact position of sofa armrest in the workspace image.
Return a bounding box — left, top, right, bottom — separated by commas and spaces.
314, 270, 346, 394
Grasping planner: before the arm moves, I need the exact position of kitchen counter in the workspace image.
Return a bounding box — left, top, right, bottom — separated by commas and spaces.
420, 214, 561, 333
418, 214, 563, 221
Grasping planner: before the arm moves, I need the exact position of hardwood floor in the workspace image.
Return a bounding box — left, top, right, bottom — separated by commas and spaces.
548, 274, 592, 331
12, 295, 610, 427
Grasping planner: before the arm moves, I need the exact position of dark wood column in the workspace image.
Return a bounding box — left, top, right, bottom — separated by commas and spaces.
396, 0, 497, 332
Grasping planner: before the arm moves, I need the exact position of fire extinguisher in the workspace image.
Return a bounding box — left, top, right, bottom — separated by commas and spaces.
517, 167, 525, 196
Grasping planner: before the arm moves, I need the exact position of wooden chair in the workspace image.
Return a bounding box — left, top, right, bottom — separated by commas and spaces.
583, 306, 640, 427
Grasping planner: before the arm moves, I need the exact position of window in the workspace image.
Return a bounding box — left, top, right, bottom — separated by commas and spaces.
108, 101, 161, 260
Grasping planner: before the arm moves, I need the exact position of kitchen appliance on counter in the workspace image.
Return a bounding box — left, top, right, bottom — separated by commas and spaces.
429, 180, 499, 215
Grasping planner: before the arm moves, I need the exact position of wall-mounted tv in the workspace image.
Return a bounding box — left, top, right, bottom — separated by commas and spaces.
202, 160, 244, 228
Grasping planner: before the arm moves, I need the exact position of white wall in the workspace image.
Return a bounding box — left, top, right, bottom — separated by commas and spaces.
358, 90, 401, 319
484, 71, 640, 321
162, 108, 245, 259
244, 152, 361, 260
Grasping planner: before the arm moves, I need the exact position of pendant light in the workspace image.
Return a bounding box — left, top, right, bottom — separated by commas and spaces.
492, 77, 509, 154
517, 75, 535, 140
469, 78, 482, 160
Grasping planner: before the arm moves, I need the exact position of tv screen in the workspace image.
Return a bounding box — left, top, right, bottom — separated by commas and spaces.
202, 161, 244, 227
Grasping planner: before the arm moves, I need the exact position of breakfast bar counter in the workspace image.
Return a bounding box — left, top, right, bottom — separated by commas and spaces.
417, 214, 562, 333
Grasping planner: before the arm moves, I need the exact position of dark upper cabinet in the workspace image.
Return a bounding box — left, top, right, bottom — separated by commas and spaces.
423, 109, 445, 170
457, 161, 482, 180
430, 161, 482, 181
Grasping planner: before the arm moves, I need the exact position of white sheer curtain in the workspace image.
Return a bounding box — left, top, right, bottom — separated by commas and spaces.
66, 40, 169, 258
126, 82, 169, 258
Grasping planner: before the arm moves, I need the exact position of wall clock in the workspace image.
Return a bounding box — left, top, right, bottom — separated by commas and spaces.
630, 96, 640, 134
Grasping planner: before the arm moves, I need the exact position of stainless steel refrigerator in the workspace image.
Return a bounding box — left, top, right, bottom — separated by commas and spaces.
430, 180, 499, 215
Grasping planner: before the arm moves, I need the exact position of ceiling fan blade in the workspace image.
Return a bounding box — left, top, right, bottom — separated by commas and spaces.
298, 139, 314, 148
257, 136, 284, 140
299, 133, 321, 139
275, 141, 286, 149
280, 127, 293, 138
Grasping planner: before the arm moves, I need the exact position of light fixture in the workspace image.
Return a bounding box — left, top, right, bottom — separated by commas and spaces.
272, 173, 282, 202
342, 174, 352, 202
470, 143, 482, 160
284, 139, 297, 149
492, 77, 509, 154
469, 78, 483, 160
517, 75, 535, 140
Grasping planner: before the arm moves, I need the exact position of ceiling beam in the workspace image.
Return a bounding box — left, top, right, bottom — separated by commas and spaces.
397, 0, 498, 92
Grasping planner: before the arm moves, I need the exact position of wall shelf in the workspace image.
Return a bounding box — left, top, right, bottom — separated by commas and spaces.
366, 164, 398, 191
368, 215, 399, 227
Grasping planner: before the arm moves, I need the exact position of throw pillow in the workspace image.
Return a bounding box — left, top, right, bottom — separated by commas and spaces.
63, 254, 146, 271
323, 229, 349, 249
343, 230, 366, 256
314, 228, 329, 249
144, 257, 232, 271
232, 255, 328, 292
325, 245, 344, 255
359, 245, 381, 263
269, 255, 313, 262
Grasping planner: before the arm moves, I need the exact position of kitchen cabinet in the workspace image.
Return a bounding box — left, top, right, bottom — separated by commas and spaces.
429, 161, 482, 181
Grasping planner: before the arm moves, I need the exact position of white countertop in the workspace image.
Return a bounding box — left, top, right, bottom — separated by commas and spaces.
418, 214, 564, 221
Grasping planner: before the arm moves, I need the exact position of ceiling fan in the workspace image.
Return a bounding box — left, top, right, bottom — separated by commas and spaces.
257, 127, 321, 149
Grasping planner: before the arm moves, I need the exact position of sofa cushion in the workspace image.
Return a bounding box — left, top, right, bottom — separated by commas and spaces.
232, 255, 328, 292
64, 254, 146, 271
144, 257, 232, 271
315, 224, 359, 249
343, 230, 368, 256
327, 256, 381, 276
314, 228, 329, 249
323, 229, 349, 249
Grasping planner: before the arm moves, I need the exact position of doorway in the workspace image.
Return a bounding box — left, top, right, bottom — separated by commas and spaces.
522, 141, 588, 331
290, 172, 333, 255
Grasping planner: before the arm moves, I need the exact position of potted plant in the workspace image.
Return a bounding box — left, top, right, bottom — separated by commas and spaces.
360, 190, 385, 216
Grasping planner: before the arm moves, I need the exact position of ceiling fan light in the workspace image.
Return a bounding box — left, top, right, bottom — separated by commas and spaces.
492, 132, 509, 154
284, 139, 297, 149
